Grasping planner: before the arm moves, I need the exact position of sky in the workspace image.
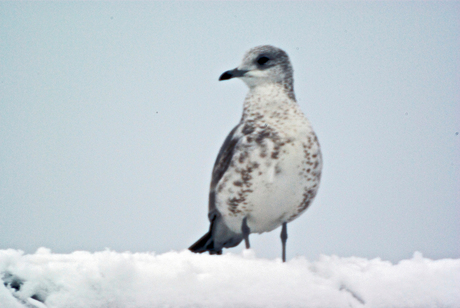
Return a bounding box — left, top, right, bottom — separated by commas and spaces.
0, 2, 459, 263
1, 249, 459, 308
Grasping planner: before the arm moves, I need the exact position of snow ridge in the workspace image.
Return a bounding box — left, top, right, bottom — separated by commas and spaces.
1, 248, 459, 308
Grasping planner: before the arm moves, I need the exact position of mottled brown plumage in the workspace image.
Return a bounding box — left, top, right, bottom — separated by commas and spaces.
189, 45, 322, 262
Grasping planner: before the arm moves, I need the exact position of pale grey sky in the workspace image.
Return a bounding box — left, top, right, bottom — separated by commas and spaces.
1, 2, 459, 262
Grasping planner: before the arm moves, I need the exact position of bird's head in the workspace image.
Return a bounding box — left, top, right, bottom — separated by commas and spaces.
219, 45, 294, 90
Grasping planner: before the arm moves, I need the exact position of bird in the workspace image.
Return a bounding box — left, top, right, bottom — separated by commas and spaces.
189, 45, 322, 262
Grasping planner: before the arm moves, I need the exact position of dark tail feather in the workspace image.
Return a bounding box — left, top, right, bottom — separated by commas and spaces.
188, 231, 221, 254
189, 214, 243, 255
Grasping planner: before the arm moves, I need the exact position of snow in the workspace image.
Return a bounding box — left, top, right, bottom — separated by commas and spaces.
1, 248, 459, 308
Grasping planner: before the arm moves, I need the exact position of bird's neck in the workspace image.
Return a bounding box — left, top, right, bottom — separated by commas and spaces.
241, 83, 298, 122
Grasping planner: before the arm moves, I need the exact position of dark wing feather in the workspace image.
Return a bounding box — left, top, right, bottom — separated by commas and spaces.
188, 124, 244, 254
208, 124, 241, 215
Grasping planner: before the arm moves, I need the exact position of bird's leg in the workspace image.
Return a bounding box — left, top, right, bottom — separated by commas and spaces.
280, 222, 288, 262
242, 217, 251, 249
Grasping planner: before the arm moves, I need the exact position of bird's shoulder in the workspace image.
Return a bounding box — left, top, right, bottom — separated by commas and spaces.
210, 124, 243, 190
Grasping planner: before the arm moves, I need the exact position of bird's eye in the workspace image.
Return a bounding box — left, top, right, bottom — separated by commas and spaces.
257, 56, 270, 66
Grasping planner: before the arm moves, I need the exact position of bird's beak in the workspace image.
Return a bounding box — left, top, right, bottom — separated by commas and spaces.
219, 68, 248, 81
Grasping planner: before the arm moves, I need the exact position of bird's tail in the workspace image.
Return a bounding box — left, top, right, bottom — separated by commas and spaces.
188, 230, 222, 254
189, 214, 243, 254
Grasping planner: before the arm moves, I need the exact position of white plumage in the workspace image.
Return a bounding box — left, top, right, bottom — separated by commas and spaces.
189, 45, 322, 262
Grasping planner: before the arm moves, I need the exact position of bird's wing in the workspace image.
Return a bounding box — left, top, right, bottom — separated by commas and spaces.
208, 124, 242, 218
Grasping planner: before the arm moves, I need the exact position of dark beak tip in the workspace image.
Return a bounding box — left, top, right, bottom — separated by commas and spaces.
219, 71, 233, 81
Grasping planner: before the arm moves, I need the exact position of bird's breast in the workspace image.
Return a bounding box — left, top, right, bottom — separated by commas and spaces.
215, 120, 322, 234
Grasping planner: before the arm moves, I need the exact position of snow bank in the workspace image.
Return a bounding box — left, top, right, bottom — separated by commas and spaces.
0, 248, 459, 308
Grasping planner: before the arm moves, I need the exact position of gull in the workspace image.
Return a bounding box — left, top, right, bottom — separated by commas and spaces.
189, 45, 322, 262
